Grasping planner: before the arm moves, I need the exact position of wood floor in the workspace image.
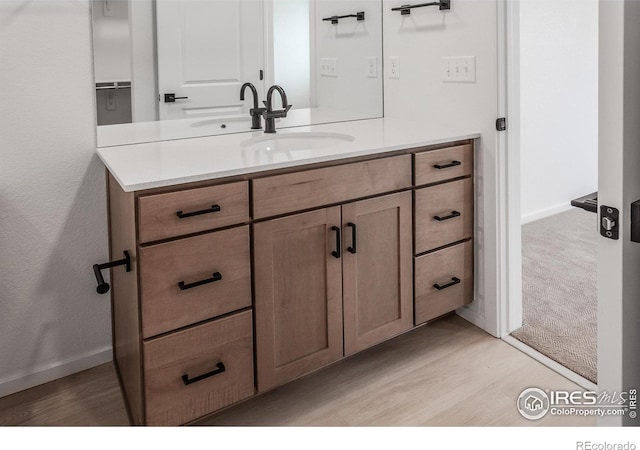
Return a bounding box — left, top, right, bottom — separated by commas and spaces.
0, 315, 595, 426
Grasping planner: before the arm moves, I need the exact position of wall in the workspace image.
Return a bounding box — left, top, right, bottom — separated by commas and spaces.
272, 0, 311, 109
315, 0, 383, 116
0, 1, 111, 396
92, 0, 130, 83
383, 0, 499, 330
519, 0, 598, 223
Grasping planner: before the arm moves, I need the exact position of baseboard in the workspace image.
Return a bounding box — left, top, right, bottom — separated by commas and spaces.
456, 306, 486, 331
521, 202, 573, 225
0, 346, 113, 398
502, 335, 597, 391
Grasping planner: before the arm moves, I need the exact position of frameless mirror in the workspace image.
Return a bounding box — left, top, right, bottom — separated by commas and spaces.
92, 0, 383, 147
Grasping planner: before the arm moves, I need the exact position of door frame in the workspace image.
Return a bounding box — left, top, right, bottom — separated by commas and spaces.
491, 0, 522, 338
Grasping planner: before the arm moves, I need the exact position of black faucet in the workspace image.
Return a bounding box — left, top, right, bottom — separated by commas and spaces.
262, 85, 292, 134
240, 82, 266, 130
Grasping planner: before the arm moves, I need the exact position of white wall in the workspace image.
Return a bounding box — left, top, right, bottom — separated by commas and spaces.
0, 1, 111, 396
315, 0, 383, 116
383, 0, 499, 331
519, 0, 598, 223
272, 0, 311, 109
92, 0, 130, 82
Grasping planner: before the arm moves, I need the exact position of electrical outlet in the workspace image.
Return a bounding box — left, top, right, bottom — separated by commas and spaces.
442, 56, 476, 83
320, 58, 338, 77
389, 56, 400, 79
367, 56, 378, 78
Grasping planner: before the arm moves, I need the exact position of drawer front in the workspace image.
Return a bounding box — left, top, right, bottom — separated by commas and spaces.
143, 310, 254, 426
414, 240, 473, 325
414, 178, 473, 253
414, 143, 473, 186
252, 155, 412, 219
139, 226, 251, 338
138, 181, 249, 243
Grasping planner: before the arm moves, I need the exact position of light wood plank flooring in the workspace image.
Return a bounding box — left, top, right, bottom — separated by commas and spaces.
0, 316, 595, 426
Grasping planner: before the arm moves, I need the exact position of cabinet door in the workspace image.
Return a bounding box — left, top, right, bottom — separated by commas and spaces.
254, 207, 343, 392
342, 192, 413, 356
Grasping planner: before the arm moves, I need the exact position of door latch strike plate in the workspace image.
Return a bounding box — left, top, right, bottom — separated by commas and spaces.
600, 205, 619, 240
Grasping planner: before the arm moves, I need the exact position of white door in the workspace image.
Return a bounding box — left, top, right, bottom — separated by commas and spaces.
156, 0, 264, 120
597, 0, 640, 427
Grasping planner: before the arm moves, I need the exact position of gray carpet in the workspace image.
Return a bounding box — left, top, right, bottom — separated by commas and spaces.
511, 208, 597, 383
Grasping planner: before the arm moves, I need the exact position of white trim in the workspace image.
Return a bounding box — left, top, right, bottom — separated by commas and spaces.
521, 202, 573, 225
492, 0, 521, 338
456, 307, 485, 331
503, 336, 597, 391
0, 346, 112, 398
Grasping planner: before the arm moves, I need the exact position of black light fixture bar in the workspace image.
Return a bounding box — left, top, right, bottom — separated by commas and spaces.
391, 1, 451, 15
322, 11, 365, 25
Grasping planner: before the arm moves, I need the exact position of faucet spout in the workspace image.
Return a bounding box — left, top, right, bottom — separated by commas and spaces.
263, 85, 292, 134
240, 82, 264, 130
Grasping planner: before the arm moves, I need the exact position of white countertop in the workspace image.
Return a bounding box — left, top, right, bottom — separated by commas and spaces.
97, 117, 480, 192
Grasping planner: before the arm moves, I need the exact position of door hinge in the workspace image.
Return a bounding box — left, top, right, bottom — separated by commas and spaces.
496, 117, 507, 131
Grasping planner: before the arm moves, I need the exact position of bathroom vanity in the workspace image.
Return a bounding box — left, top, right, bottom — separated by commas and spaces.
97, 119, 478, 425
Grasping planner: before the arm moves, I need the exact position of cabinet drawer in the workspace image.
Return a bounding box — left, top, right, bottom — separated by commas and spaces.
138, 181, 249, 243
414, 144, 473, 186
252, 155, 412, 219
414, 178, 473, 253
143, 310, 254, 426
139, 226, 251, 338
414, 240, 473, 325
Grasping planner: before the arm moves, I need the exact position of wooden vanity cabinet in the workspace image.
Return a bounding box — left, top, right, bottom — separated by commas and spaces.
342, 192, 413, 356
412, 143, 475, 325
253, 207, 344, 393
253, 191, 414, 391
106, 140, 475, 425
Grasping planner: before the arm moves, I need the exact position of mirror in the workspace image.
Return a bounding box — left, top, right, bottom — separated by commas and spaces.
92, 0, 383, 147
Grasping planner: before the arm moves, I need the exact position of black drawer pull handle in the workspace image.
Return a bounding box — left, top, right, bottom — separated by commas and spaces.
331, 226, 341, 258
347, 222, 357, 254
178, 272, 222, 291
434, 211, 461, 221
434, 277, 461, 291
182, 362, 226, 386
433, 160, 461, 170
176, 204, 221, 219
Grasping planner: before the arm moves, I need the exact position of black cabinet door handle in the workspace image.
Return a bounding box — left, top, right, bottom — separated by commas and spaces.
347, 222, 357, 254
433, 160, 461, 170
434, 211, 461, 221
176, 204, 221, 219
331, 226, 341, 258
182, 362, 225, 386
434, 277, 461, 291
178, 272, 222, 291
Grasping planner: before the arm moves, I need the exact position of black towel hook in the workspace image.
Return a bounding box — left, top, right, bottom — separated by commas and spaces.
93, 251, 131, 294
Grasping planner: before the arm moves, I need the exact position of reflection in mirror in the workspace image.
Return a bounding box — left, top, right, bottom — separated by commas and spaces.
92, 0, 383, 147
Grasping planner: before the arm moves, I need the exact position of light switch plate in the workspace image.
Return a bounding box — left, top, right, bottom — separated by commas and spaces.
442, 56, 476, 83
367, 56, 378, 78
389, 56, 400, 79
320, 58, 338, 77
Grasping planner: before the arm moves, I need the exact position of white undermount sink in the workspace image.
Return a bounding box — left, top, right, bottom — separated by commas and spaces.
240, 132, 355, 152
